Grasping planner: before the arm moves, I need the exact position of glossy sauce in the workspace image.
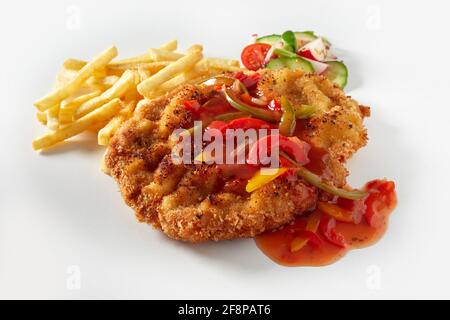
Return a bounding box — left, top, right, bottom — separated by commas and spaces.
255, 182, 397, 267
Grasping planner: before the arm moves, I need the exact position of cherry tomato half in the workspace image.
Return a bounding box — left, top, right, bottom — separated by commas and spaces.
241, 43, 271, 71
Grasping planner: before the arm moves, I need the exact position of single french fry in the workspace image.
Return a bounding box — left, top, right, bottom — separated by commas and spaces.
76, 70, 135, 118
88, 120, 109, 133
37, 112, 47, 125
107, 61, 170, 73
137, 45, 203, 99
46, 105, 60, 131
63, 58, 87, 70
202, 57, 241, 70
34, 46, 118, 111
109, 54, 154, 66
98, 100, 136, 146
54, 68, 79, 89
147, 48, 184, 61
146, 68, 200, 98
158, 40, 178, 51
32, 99, 122, 151
59, 90, 101, 124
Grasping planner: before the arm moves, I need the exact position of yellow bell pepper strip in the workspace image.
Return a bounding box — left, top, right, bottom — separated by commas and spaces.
317, 201, 354, 223
201, 75, 236, 87
280, 151, 368, 200
223, 86, 281, 122
245, 168, 289, 193
279, 96, 297, 136
290, 210, 322, 252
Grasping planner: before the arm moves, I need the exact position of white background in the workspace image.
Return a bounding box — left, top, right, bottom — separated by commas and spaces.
1, 0, 449, 299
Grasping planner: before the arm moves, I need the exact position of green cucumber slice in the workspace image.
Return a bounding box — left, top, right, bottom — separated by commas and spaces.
266, 59, 286, 70
284, 57, 314, 73
266, 57, 314, 73
324, 61, 348, 88
255, 34, 282, 46
256, 34, 294, 52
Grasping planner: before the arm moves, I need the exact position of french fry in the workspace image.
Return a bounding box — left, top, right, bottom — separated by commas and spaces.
98, 100, 136, 146
59, 90, 102, 124
146, 68, 200, 98
88, 120, 110, 133
138, 45, 203, 99
137, 67, 152, 82
46, 105, 60, 131
76, 70, 135, 119
63, 58, 87, 70
147, 48, 184, 61
158, 40, 178, 51
107, 61, 170, 73
32, 99, 122, 151
109, 54, 154, 66
201, 58, 241, 70
54, 68, 79, 89
64, 42, 175, 70
86, 75, 119, 91
37, 112, 47, 125
34, 46, 118, 111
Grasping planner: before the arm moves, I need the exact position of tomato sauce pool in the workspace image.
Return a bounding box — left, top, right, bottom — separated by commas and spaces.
255, 143, 397, 266
255, 181, 397, 267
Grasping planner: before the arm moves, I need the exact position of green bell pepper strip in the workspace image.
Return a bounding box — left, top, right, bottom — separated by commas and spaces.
279, 96, 296, 136
215, 111, 251, 122
223, 87, 281, 123
280, 151, 368, 200
294, 104, 316, 119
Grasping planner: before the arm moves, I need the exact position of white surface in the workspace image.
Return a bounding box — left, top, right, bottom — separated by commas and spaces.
1, 0, 449, 300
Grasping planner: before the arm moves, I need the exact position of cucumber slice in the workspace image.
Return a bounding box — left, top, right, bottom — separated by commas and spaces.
324, 61, 348, 88
266, 58, 286, 70
284, 58, 314, 73
256, 34, 282, 46
256, 34, 294, 52
266, 58, 314, 73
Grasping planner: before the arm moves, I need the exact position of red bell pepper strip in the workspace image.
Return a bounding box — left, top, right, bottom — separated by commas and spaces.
235, 71, 261, 90
268, 99, 282, 112
364, 180, 396, 227
224, 86, 281, 122
221, 117, 274, 134
319, 215, 347, 248
247, 134, 310, 167
183, 100, 201, 114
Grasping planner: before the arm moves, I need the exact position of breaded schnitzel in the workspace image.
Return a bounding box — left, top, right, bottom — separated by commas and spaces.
104, 69, 369, 242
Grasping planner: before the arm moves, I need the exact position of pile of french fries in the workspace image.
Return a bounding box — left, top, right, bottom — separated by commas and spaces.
32, 40, 241, 151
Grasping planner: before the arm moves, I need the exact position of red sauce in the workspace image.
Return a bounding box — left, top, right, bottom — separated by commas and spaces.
255, 180, 397, 267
